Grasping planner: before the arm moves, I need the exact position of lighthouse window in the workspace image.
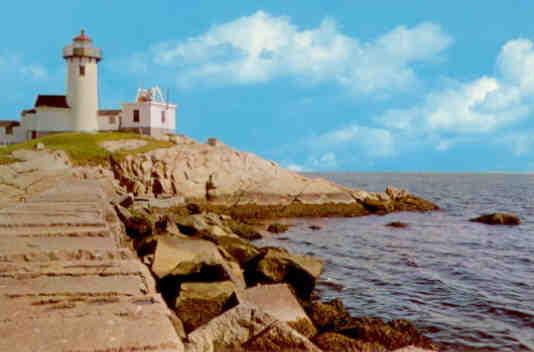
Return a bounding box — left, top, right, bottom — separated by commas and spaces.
79, 65, 85, 76
133, 109, 140, 122
161, 111, 166, 124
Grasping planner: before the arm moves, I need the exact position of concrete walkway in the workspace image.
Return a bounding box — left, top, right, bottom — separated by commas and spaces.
0, 153, 182, 351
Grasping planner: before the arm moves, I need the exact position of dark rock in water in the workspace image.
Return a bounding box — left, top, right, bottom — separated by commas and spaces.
175, 281, 237, 333
307, 298, 352, 332
470, 212, 520, 226
337, 317, 437, 351
386, 221, 409, 228
246, 247, 323, 300
267, 223, 291, 234
309, 225, 323, 230
313, 332, 387, 352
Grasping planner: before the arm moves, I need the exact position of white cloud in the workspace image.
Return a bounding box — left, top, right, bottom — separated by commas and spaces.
374, 38, 534, 150
147, 11, 451, 94
0, 54, 48, 80
311, 124, 396, 158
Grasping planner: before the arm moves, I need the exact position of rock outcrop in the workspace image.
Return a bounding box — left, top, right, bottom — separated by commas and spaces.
109, 138, 438, 215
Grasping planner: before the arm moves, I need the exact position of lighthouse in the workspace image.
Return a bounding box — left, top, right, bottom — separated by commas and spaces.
63, 29, 101, 132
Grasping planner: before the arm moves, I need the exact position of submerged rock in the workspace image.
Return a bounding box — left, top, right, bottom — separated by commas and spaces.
386, 221, 409, 228
267, 223, 290, 234
175, 281, 237, 332
470, 212, 520, 226
247, 247, 323, 300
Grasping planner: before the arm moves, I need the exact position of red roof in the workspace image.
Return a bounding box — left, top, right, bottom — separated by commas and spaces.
0, 120, 20, 128
73, 29, 92, 42
34, 95, 70, 109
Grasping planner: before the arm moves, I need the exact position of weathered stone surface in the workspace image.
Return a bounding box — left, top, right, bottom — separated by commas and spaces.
209, 235, 261, 266
337, 317, 437, 351
185, 304, 276, 352
248, 247, 323, 299
243, 321, 321, 352
151, 236, 226, 278
313, 332, 387, 352
175, 213, 237, 238
175, 281, 237, 332
237, 284, 316, 338
0, 154, 184, 352
307, 298, 352, 332
470, 212, 520, 225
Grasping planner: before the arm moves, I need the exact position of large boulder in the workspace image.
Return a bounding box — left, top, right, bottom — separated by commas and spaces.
242, 321, 321, 352
208, 235, 261, 267
470, 212, 520, 226
175, 213, 237, 238
313, 332, 386, 352
185, 304, 276, 352
151, 236, 245, 289
237, 284, 316, 338
175, 281, 237, 332
247, 247, 323, 299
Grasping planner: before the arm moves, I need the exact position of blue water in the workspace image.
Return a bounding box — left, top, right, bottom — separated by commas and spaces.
260, 173, 534, 351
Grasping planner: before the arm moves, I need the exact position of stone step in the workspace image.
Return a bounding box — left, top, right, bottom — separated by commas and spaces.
0, 248, 134, 263
0, 214, 106, 228
0, 294, 170, 321
0, 274, 148, 297
0, 259, 147, 277
0, 236, 116, 257
0, 225, 110, 237
0, 311, 183, 352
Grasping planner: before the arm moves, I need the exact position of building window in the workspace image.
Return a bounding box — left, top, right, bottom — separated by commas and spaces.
161, 110, 166, 124
79, 65, 85, 76
109, 116, 116, 124
133, 109, 140, 122
5, 126, 13, 135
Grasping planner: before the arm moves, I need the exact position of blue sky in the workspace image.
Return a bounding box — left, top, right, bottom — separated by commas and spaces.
1, 1, 534, 172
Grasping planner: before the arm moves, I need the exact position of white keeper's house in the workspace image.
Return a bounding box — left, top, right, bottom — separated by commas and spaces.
0, 30, 177, 145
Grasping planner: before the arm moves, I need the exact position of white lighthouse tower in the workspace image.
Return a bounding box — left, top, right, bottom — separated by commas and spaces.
63, 29, 102, 132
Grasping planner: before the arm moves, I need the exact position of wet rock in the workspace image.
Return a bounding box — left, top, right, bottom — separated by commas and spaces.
362, 196, 395, 213
185, 304, 277, 352
470, 212, 520, 226
175, 281, 237, 332
248, 247, 323, 300
309, 225, 322, 230
237, 284, 316, 338
209, 236, 261, 266
267, 223, 290, 234
386, 221, 409, 228
313, 332, 387, 352
243, 321, 321, 352
337, 317, 437, 351
307, 298, 351, 332
226, 219, 262, 240
175, 213, 236, 238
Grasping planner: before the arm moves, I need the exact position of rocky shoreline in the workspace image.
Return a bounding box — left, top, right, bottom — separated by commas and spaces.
0, 136, 441, 351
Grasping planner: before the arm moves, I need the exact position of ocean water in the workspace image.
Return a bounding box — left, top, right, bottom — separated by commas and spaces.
259, 173, 534, 352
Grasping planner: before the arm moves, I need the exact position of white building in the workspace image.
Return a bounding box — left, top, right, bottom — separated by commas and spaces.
0, 30, 177, 145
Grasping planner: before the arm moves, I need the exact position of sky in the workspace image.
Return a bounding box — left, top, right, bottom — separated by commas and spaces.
1, 1, 534, 172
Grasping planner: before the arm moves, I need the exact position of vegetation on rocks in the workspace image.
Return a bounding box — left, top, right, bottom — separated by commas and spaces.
0, 132, 173, 166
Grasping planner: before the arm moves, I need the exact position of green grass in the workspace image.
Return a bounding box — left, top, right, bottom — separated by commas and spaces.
0, 132, 174, 166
